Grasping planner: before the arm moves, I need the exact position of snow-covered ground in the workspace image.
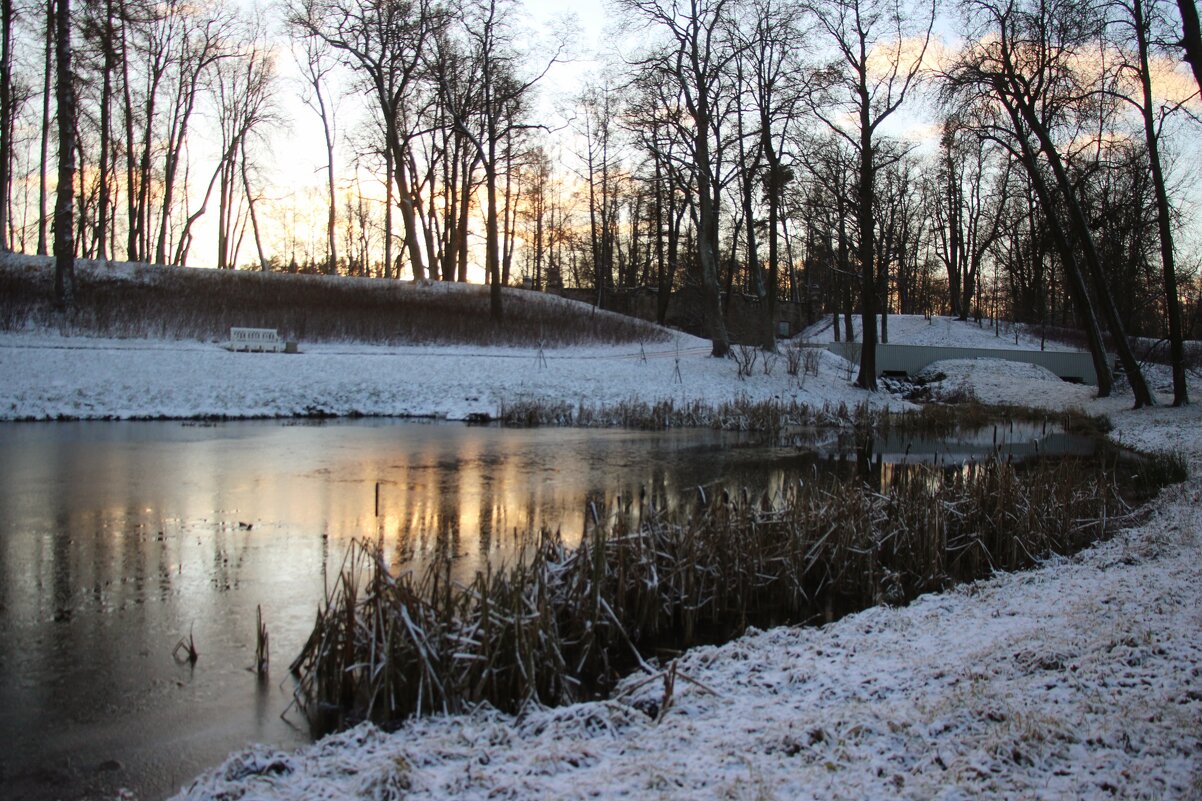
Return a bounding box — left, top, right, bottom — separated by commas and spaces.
800, 311, 1054, 351
0, 331, 877, 421
3, 313, 1200, 799
0, 311, 1094, 422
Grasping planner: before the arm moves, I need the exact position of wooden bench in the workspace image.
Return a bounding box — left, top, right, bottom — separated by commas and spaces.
224, 327, 285, 353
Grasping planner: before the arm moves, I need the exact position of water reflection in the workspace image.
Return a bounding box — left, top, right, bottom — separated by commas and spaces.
0, 417, 1093, 801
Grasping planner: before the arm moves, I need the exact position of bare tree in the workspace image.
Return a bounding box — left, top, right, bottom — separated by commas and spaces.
950, 0, 1154, 407
735, 0, 806, 350
155, 5, 235, 265
932, 117, 1007, 321
291, 0, 442, 281
212, 24, 274, 269
803, 0, 935, 389
435, 0, 560, 320
617, 0, 739, 357
54, 0, 76, 306
796, 132, 860, 341
299, 37, 339, 274
575, 78, 623, 304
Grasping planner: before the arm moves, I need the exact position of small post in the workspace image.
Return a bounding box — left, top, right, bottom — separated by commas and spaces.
255, 605, 269, 676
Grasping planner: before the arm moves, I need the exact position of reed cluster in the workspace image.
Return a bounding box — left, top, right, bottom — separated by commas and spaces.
498, 396, 1111, 443
289, 455, 1131, 732
500, 397, 883, 432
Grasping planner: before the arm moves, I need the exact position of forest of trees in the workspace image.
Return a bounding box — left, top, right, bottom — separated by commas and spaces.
1, 0, 1200, 400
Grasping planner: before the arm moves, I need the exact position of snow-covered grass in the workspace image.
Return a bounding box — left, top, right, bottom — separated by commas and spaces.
3, 283, 1200, 799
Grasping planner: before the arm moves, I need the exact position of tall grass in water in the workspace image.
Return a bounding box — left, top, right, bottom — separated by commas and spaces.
500, 397, 885, 432
290, 456, 1132, 731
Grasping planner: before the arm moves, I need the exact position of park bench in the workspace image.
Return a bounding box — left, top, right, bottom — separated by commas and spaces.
224, 327, 286, 353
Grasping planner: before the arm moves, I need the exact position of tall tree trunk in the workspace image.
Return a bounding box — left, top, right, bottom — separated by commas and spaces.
93, 0, 115, 260
856, 109, 878, 390
0, 0, 13, 251
319, 91, 337, 274
456, 153, 474, 282
385, 144, 394, 278
501, 142, 515, 287
694, 131, 729, 358
653, 157, 669, 324
1136, 0, 1188, 405
390, 139, 424, 281
38, 0, 55, 257
53, 0, 75, 306
738, 123, 773, 350
765, 163, 782, 345
1178, 0, 1202, 96
241, 141, 267, 271
483, 99, 503, 319
486, 160, 502, 319
121, 14, 138, 262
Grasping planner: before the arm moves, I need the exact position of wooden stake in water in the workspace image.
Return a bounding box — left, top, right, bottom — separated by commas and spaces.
255, 605, 269, 676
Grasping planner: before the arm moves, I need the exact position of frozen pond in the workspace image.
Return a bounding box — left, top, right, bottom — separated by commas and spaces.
0, 417, 1098, 800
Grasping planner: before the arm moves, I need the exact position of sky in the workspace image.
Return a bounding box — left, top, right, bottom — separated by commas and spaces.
167, 0, 1202, 273
184, 0, 614, 274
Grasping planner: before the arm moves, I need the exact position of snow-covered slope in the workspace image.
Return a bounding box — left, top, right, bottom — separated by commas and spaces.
801, 314, 1051, 351
0, 313, 1086, 422
0, 332, 876, 421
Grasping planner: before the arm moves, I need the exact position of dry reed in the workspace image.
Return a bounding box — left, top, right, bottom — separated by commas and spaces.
289, 455, 1139, 733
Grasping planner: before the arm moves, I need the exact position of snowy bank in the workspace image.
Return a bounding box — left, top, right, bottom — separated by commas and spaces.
171, 402, 1202, 801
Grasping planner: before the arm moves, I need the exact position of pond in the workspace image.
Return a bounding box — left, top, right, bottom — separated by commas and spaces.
0, 417, 1101, 801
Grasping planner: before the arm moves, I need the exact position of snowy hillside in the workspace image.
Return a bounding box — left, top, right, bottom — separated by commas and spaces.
0, 310, 1096, 422
801, 313, 1051, 351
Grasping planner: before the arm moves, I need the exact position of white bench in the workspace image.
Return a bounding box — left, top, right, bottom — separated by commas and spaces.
224, 327, 285, 353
